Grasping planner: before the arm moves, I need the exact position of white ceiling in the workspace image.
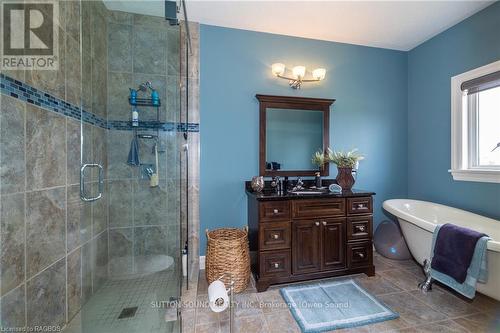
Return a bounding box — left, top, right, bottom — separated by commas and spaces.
104, 1, 493, 51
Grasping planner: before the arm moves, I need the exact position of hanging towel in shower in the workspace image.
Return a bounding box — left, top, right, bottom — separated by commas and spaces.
127, 136, 140, 166
430, 223, 490, 299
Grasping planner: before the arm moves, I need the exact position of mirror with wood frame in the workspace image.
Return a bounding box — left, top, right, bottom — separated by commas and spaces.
256, 94, 335, 177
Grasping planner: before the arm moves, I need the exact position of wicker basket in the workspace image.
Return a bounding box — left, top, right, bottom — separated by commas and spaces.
205, 227, 250, 293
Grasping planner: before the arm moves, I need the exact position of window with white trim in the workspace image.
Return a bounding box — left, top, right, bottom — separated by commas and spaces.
450, 60, 500, 183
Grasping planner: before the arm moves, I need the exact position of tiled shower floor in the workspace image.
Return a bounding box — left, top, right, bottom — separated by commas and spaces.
64, 270, 179, 333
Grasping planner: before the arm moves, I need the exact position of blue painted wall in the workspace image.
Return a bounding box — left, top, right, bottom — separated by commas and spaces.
407, 2, 500, 220
200, 26, 408, 254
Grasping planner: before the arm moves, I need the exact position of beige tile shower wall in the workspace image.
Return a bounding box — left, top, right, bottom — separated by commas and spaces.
106, 11, 182, 277
180, 21, 201, 281
0, 0, 109, 330
106, 11, 179, 123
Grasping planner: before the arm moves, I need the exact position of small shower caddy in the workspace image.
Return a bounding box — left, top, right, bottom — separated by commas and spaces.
128, 86, 163, 180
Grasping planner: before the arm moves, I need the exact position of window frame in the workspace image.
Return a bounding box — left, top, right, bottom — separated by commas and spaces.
450, 60, 500, 183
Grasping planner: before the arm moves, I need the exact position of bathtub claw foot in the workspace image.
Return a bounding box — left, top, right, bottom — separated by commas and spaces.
418, 276, 433, 292
418, 259, 434, 293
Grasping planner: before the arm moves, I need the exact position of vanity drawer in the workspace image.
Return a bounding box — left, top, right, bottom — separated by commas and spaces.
259, 201, 291, 222
259, 221, 291, 250
259, 250, 291, 278
347, 197, 372, 216
347, 241, 372, 268
347, 216, 372, 240
292, 198, 345, 219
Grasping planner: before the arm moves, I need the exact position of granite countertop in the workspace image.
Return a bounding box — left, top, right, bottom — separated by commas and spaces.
246, 188, 375, 201
245, 179, 375, 201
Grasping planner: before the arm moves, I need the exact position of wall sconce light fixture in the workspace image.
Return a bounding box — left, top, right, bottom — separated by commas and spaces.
271, 63, 326, 89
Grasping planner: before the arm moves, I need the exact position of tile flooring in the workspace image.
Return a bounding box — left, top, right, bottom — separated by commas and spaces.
182, 253, 500, 333
64, 270, 180, 333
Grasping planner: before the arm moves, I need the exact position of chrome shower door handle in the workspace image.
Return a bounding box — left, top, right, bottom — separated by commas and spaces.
80, 163, 104, 202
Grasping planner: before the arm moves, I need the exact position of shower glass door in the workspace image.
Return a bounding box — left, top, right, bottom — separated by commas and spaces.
71, 1, 182, 332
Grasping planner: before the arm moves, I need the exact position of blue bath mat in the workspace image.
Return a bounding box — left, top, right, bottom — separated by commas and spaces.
280, 279, 399, 332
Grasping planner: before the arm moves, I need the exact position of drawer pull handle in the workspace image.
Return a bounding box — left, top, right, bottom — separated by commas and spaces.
322, 221, 327, 226
273, 234, 279, 240
273, 209, 279, 214
273, 262, 280, 269
357, 204, 365, 209
315, 221, 320, 226
356, 225, 366, 232
357, 252, 365, 259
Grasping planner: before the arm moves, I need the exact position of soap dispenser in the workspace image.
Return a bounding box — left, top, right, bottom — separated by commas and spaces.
129, 88, 137, 105
151, 89, 159, 106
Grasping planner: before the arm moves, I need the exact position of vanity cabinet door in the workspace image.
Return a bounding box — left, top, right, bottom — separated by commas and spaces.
321, 219, 346, 271
292, 220, 321, 275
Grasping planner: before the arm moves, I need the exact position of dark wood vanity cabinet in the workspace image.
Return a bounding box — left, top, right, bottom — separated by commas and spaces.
247, 190, 375, 292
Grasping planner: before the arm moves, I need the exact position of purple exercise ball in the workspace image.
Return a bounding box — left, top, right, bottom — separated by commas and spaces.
374, 220, 412, 260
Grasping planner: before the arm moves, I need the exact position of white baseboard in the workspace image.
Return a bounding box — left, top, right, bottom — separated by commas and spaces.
199, 256, 206, 270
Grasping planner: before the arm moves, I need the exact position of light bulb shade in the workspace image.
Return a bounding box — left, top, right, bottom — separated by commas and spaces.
312, 68, 326, 81
271, 63, 285, 77
292, 66, 306, 79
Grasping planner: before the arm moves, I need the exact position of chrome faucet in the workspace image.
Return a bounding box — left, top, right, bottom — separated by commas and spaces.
271, 176, 281, 193
292, 177, 304, 191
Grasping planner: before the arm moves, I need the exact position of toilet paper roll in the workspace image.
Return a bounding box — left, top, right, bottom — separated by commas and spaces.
207, 280, 229, 313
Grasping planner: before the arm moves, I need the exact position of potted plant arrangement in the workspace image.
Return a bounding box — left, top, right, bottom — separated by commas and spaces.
327, 148, 364, 190
311, 149, 327, 187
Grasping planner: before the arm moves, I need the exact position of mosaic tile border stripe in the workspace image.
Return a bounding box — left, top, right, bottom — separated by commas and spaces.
0, 74, 200, 133
178, 123, 200, 132
107, 120, 200, 132
0, 73, 99, 124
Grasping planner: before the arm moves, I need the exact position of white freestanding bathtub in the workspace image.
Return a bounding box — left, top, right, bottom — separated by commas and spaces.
383, 199, 500, 301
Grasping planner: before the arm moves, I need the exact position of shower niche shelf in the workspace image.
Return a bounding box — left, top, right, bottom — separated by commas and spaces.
129, 97, 161, 107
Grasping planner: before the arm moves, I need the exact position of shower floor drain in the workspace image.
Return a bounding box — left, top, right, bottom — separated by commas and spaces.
118, 306, 138, 319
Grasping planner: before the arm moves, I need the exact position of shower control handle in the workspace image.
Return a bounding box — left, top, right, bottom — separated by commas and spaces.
80, 163, 104, 202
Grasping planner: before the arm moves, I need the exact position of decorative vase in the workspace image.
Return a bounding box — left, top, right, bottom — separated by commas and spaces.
251, 176, 264, 192
336, 167, 355, 190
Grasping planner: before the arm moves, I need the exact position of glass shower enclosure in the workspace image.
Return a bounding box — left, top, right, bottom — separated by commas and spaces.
0, 0, 189, 331
72, 1, 187, 332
